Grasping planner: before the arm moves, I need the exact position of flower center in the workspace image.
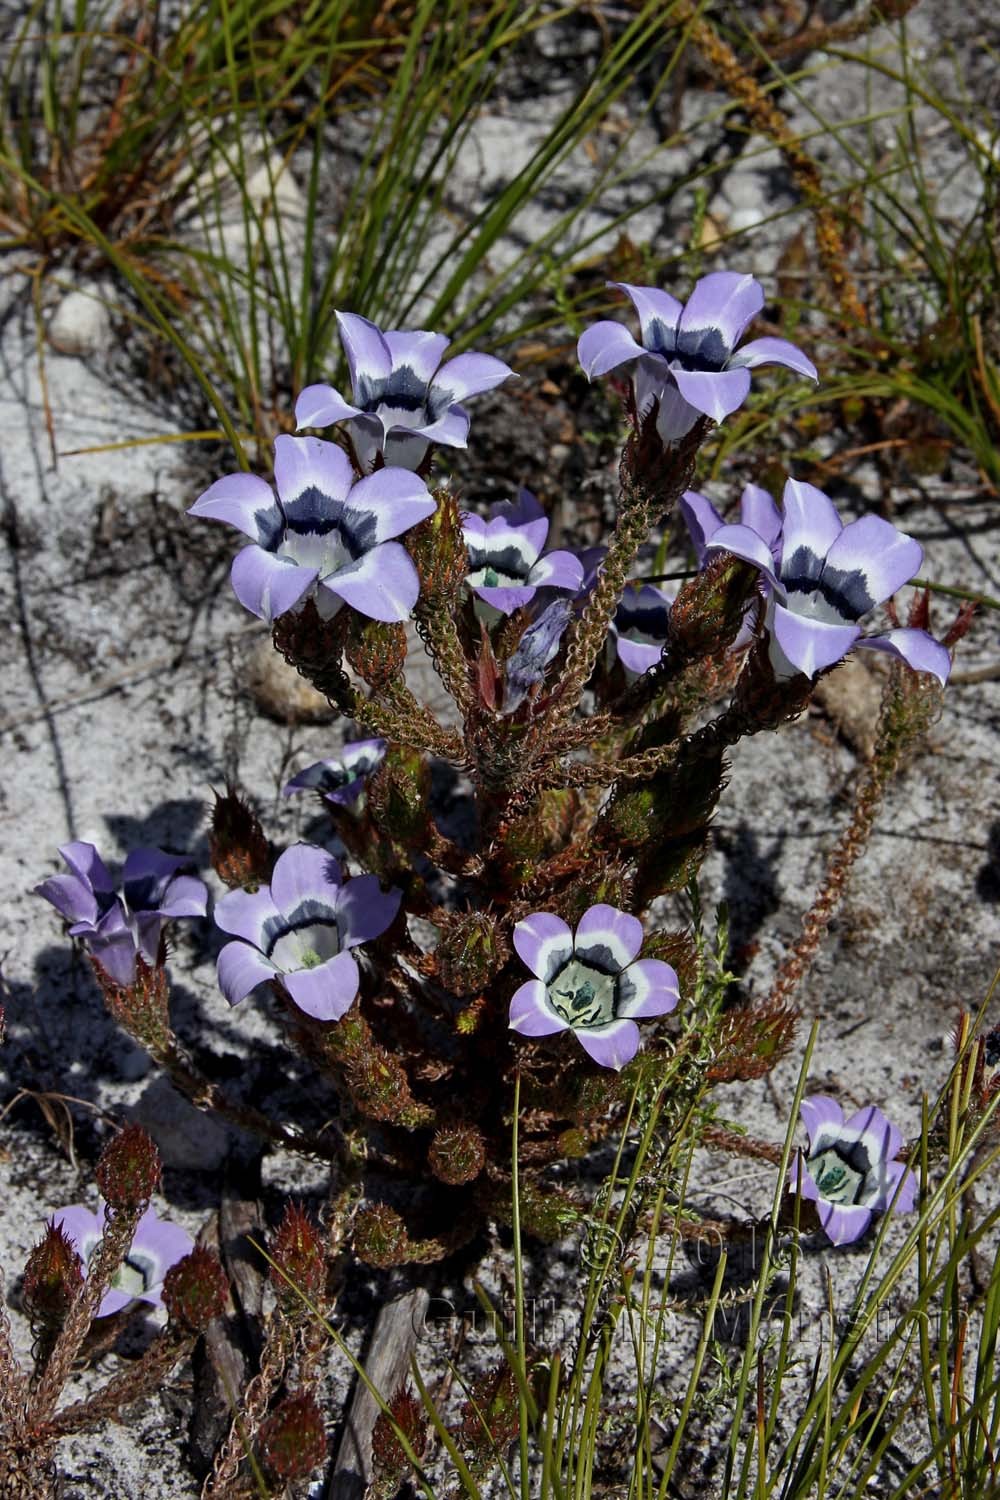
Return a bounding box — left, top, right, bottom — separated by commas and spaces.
782, 586, 851, 628
111, 1249, 156, 1299
547, 959, 617, 1028
808, 1147, 865, 1204
318, 764, 353, 790
282, 526, 353, 579
270, 920, 342, 973
376, 398, 430, 430
469, 563, 524, 591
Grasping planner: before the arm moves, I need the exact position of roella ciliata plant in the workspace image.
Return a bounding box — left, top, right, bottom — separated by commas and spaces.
25, 270, 975, 1495
36, 273, 962, 1267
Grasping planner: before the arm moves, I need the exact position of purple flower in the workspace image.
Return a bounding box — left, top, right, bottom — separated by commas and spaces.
213, 843, 401, 1022
788, 1095, 916, 1246
282, 738, 387, 809
573, 547, 673, 678
189, 435, 436, 625
702, 478, 951, 682
577, 273, 817, 444
681, 482, 783, 568
502, 597, 573, 715
294, 312, 515, 472
680, 481, 785, 652
52, 1200, 194, 1317
463, 489, 583, 618
35, 842, 207, 987
509, 904, 679, 1070
610, 581, 674, 677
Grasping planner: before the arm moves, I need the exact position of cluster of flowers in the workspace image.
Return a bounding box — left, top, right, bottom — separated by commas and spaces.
41, 1091, 917, 1306
190, 278, 949, 686
37, 269, 940, 1253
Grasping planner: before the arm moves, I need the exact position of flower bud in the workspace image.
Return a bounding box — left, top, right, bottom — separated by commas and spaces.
269, 1203, 325, 1308
496, 789, 577, 889
365, 748, 431, 848
407, 486, 468, 600
603, 744, 724, 865
707, 998, 799, 1083
642, 929, 698, 996
92, 955, 172, 1056
353, 1205, 410, 1269
428, 1124, 486, 1186
731, 636, 815, 732
559, 864, 632, 926
455, 996, 487, 1035
95, 1124, 162, 1210
23, 1223, 84, 1328
345, 616, 408, 690
459, 1364, 520, 1452
257, 1392, 327, 1483
667, 552, 757, 663
209, 784, 272, 890
435, 911, 509, 997
161, 1246, 229, 1332
515, 1181, 580, 1241
372, 1386, 426, 1481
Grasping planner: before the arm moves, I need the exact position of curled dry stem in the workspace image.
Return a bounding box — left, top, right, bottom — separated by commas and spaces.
201, 1318, 295, 1500
767, 661, 944, 1009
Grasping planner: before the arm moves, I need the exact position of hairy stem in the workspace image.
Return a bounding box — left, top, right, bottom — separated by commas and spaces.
766, 662, 943, 1009
31, 1205, 143, 1422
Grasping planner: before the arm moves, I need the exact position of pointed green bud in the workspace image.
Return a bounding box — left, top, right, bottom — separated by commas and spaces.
436, 911, 509, 997
667, 553, 757, 663
459, 1364, 520, 1453
372, 1386, 427, 1485
496, 789, 577, 888
92, 955, 172, 1056
269, 1203, 326, 1309
345, 616, 408, 690
559, 864, 633, 927
406, 485, 468, 601
603, 746, 725, 851
23, 1223, 84, 1329
366, 747, 432, 847
326, 1012, 434, 1128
